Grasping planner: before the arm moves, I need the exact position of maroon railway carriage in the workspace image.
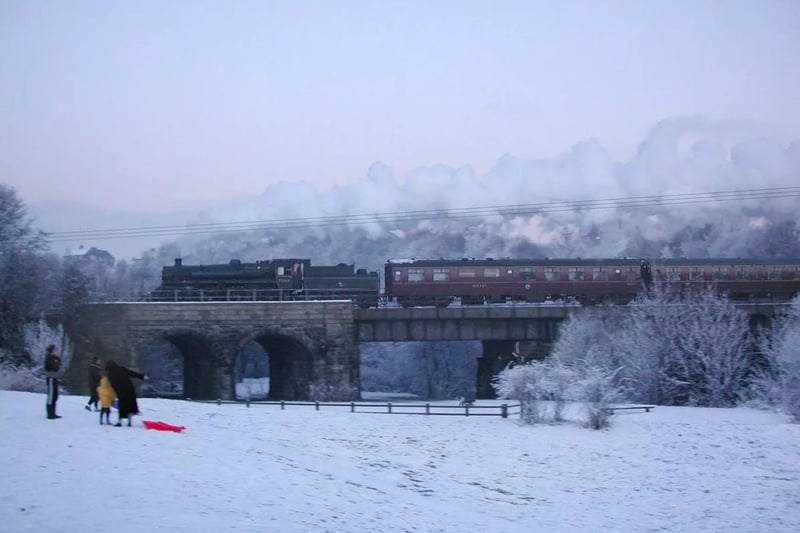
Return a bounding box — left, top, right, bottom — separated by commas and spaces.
384, 258, 800, 308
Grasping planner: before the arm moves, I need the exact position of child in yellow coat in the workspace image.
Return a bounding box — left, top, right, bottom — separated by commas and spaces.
97, 374, 116, 425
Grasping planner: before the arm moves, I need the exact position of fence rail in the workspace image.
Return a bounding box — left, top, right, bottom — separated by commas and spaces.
187, 399, 522, 418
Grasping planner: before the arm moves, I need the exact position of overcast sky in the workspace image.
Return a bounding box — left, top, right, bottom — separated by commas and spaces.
1, 0, 798, 212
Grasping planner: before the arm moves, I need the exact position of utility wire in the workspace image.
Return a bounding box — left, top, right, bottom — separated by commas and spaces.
32, 186, 800, 243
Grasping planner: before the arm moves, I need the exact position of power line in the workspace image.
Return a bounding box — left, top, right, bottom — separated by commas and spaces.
33, 186, 800, 243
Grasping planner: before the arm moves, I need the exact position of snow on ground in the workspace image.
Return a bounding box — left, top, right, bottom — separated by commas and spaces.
1, 391, 799, 532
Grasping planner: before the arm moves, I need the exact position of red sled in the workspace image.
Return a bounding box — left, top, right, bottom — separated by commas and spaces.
142, 420, 185, 433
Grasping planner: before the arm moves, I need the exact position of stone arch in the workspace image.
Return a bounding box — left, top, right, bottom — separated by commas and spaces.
136, 329, 218, 400
237, 327, 317, 401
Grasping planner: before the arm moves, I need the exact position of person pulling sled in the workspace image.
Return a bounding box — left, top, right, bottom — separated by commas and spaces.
105, 360, 148, 427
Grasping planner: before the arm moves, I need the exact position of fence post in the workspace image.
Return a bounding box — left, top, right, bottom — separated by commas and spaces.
465, 405, 470, 417
281, 400, 285, 410
501, 404, 508, 418
350, 402, 355, 413
315, 401, 320, 411
246, 399, 250, 408
217, 398, 221, 406
388, 402, 392, 414
425, 403, 430, 415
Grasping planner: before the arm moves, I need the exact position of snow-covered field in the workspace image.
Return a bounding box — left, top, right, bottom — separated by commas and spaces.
1, 391, 799, 532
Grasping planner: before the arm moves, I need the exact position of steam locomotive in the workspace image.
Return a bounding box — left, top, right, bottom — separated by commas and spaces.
149, 258, 380, 308
150, 256, 800, 308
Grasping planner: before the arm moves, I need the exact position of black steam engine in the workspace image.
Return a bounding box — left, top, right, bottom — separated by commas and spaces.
150, 258, 380, 308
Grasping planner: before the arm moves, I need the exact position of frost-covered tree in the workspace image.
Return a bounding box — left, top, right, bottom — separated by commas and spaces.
549, 285, 753, 407
360, 341, 479, 399
60, 261, 91, 316
550, 307, 627, 370
620, 286, 752, 407
412, 342, 477, 400
0, 318, 72, 392
756, 297, 800, 421
0, 184, 48, 356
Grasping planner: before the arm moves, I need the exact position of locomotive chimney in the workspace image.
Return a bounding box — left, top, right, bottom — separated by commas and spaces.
174, 258, 182, 267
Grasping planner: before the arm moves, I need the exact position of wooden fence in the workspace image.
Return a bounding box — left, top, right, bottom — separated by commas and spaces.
189, 399, 522, 418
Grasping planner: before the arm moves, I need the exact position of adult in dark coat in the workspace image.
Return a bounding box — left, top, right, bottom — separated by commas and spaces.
105, 360, 148, 427
43, 344, 62, 419
85, 357, 102, 411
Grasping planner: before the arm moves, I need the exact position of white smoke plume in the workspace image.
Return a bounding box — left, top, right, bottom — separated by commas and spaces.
174, 117, 800, 271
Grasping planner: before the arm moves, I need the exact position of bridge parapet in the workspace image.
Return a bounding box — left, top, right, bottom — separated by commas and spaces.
354, 305, 575, 342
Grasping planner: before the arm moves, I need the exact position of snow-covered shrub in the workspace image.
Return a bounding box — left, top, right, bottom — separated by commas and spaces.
493, 362, 548, 424
539, 358, 576, 422
0, 363, 46, 392
494, 354, 622, 429
493, 358, 577, 424
572, 364, 623, 430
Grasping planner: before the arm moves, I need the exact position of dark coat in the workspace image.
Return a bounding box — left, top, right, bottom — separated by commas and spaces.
106, 362, 145, 418
88, 362, 102, 389
44, 353, 62, 378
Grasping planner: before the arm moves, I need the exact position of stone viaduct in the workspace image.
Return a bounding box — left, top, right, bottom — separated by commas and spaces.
62, 301, 782, 401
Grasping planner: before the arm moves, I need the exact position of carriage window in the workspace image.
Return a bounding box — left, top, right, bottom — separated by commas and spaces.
592, 267, 607, 281
520, 267, 535, 281
483, 267, 500, 278
688, 267, 703, 281
568, 267, 584, 281
713, 267, 729, 280
408, 268, 424, 282
769, 266, 783, 280
394, 271, 402, 281
433, 268, 450, 281
735, 266, 751, 280
666, 267, 680, 282
458, 269, 475, 278
544, 267, 559, 281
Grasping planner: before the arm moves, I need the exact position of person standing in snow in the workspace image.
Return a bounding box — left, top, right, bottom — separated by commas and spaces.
96, 370, 116, 425
85, 357, 102, 411
44, 344, 62, 420
105, 360, 148, 427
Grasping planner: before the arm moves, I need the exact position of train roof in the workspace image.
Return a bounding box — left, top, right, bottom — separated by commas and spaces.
386, 257, 800, 267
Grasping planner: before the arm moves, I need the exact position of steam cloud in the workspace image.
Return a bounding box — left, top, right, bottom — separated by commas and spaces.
174, 117, 800, 271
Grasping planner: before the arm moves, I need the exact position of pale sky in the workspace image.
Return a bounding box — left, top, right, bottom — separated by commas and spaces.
1, 0, 798, 212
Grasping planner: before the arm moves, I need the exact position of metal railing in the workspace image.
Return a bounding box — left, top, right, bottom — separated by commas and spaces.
187, 398, 522, 418
144, 287, 378, 303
